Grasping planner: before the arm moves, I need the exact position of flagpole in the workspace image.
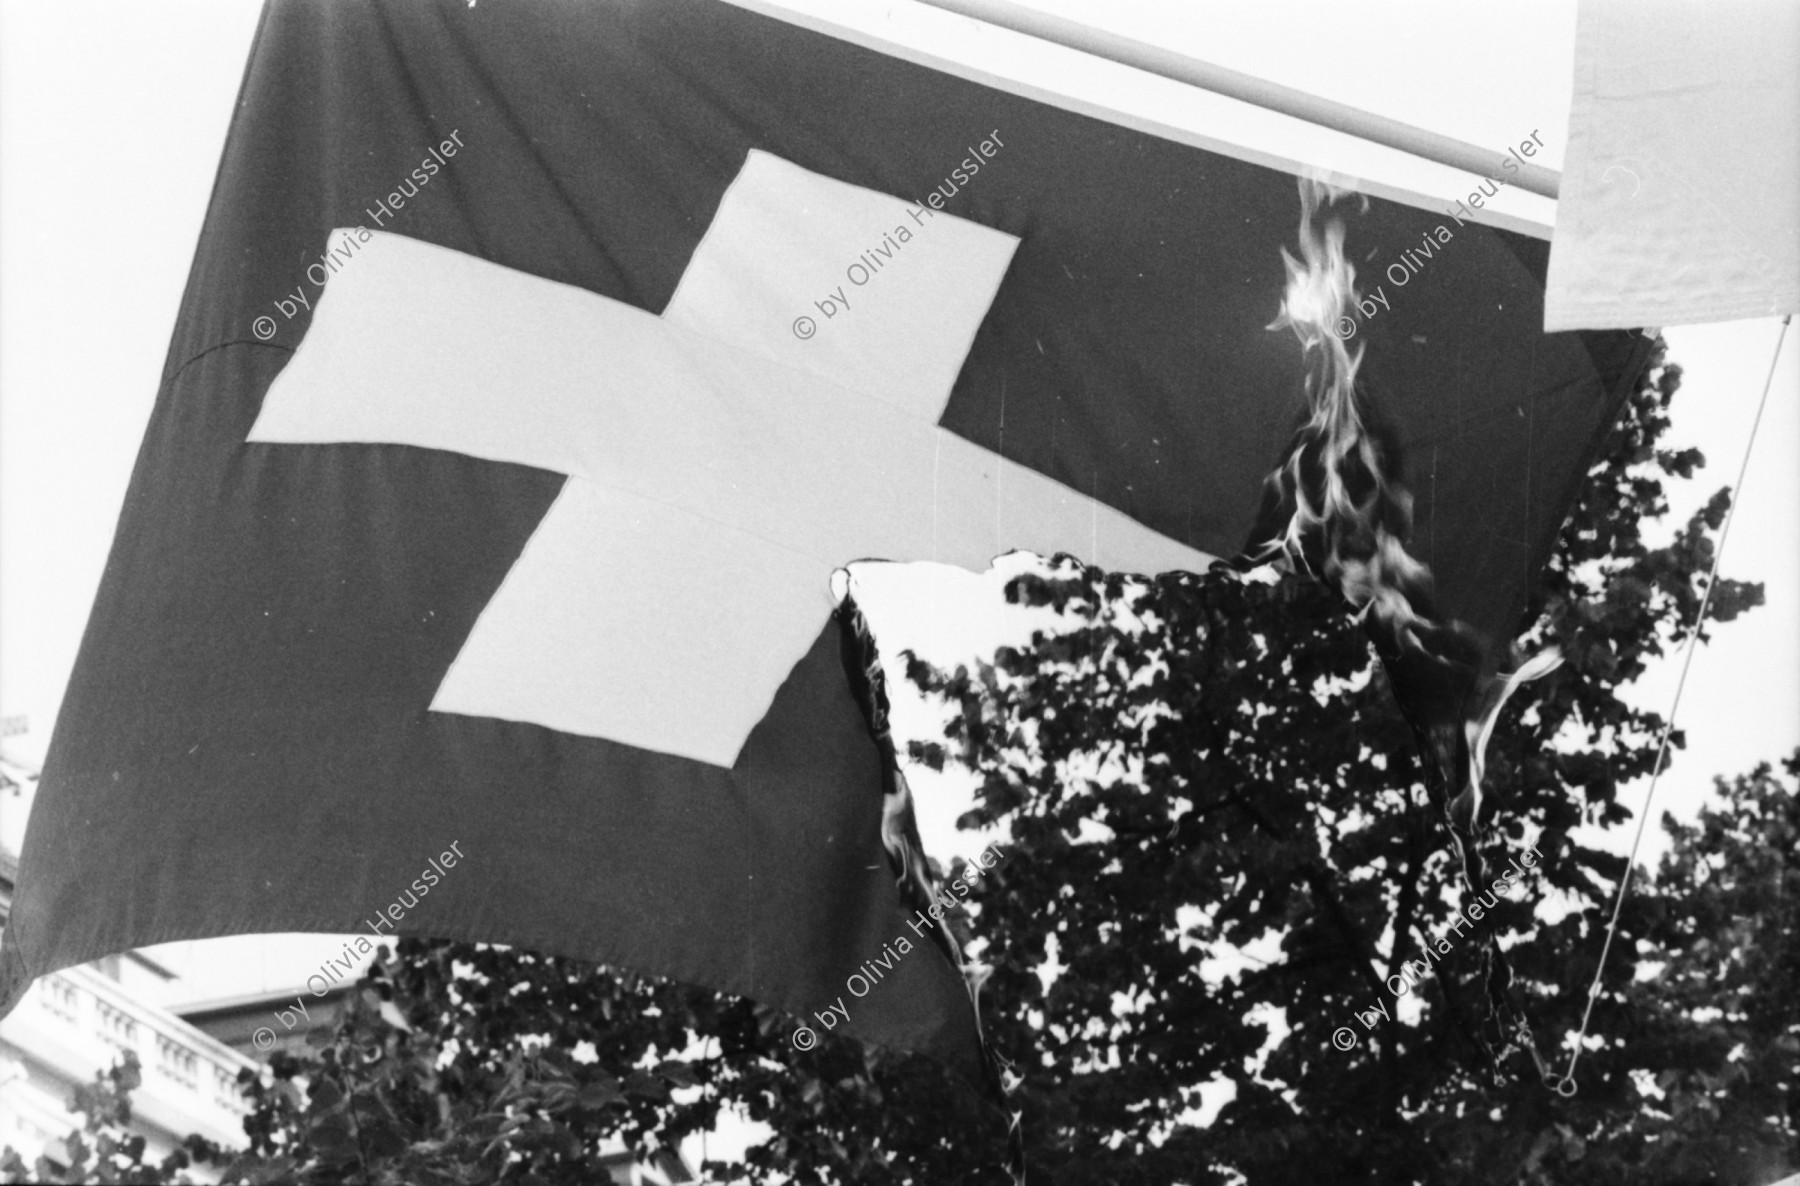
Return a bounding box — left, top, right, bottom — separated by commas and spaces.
912, 0, 1563, 200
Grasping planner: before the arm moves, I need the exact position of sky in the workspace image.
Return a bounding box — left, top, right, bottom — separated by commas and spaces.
0, 0, 1795, 1157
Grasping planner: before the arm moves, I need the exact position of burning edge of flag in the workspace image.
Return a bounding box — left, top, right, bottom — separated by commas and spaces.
831, 568, 1026, 1183
1243, 175, 1563, 1082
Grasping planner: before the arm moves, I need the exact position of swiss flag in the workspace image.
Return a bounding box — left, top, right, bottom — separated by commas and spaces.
0, 0, 1648, 1085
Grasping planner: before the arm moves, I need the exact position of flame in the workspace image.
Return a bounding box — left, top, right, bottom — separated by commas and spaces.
1254, 180, 1449, 687
1266, 176, 1366, 394
1246, 177, 1562, 1079
1250, 176, 1559, 821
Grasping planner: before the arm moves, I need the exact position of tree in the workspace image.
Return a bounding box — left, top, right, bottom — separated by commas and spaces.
1529, 753, 1798, 1183
13, 338, 1789, 1184
873, 338, 1779, 1183
0, 1053, 219, 1184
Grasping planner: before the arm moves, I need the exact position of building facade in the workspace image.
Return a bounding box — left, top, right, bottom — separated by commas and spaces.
0, 853, 258, 1180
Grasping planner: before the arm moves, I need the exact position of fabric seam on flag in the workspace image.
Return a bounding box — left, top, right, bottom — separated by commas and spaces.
165, 338, 293, 394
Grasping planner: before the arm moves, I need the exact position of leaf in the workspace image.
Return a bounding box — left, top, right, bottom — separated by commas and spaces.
307, 1118, 358, 1164
364, 1120, 409, 1160
307, 1075, 344, 1112
621, 1070, 668, 1101
572, 1080, 623, 1115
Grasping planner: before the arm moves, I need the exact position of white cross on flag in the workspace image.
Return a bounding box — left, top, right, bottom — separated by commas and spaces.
252, 152, 1204, 765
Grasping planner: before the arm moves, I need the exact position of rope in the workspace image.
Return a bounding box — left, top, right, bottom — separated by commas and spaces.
1551, 314, 1791, 1096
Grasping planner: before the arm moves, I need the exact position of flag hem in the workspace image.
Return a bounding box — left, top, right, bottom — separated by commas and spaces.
724, 0, 1556, 241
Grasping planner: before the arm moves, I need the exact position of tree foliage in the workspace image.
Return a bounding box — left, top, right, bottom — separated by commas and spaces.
875, 339, 1779, 1183
11, 341, 1793, 1184
0, 1052, 216, 1184
1558, 753, 1799, 1183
